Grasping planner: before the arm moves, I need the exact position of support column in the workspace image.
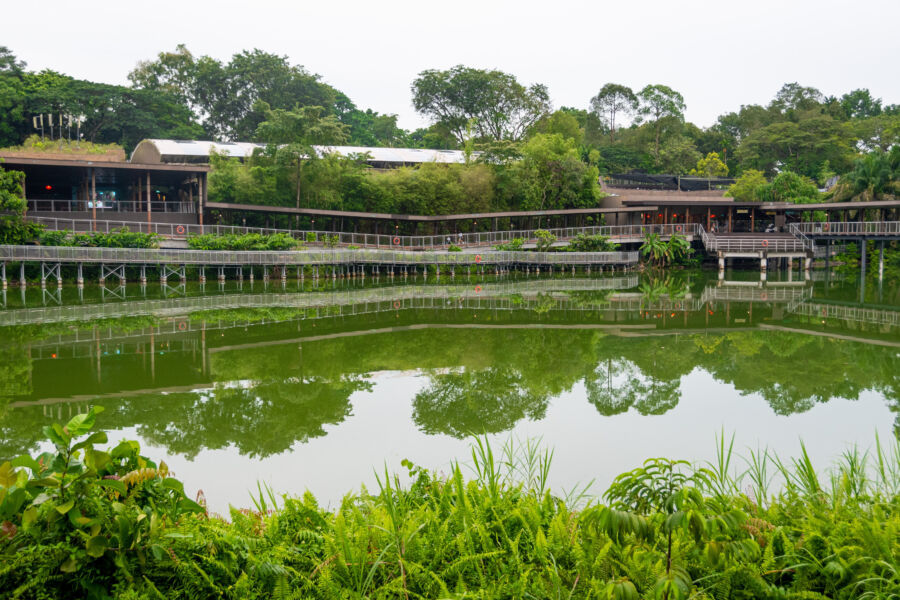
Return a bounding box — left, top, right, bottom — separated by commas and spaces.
146, 171, 152, 225
879, 240, 885, 281
198, 173, 205, 226
91, 168, 97, 231
860, 239, 867, 303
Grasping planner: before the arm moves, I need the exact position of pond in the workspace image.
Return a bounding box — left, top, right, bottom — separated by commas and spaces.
1, 268, 898, 513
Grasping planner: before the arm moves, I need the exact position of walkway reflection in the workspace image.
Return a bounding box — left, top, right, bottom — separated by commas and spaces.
2, 270, 899, 459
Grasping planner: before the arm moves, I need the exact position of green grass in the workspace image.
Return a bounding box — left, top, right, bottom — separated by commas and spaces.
2, 416, 900, 599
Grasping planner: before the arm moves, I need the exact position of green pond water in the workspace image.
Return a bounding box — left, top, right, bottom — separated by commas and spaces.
1, 268, 898, 512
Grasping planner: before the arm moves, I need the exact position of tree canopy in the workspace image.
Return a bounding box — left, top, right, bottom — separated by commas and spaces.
411, 65, 551, 144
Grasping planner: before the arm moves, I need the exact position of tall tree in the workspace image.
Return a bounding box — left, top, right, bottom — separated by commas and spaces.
589, 83, 637, 142
840, 89, 883, 119
254, 102, 349, 214
130, 46, 337, 140
412, 65, 550, 144
636, 84, 686, 165
0, 47, 27, 147
769, 82, 823, 116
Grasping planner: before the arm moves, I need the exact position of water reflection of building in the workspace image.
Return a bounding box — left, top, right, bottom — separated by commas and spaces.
2, 274, 898, 409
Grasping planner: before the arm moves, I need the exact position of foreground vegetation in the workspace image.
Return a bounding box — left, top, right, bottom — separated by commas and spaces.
2, 409, 900, 599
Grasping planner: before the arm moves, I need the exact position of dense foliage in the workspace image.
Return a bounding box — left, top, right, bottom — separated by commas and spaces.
38, 228, 160, 249
3, 414, 900, 599
186, 232, 300, 251
208, 132, 601, 218
0, 165, 41, 244
4, 45, 899, 226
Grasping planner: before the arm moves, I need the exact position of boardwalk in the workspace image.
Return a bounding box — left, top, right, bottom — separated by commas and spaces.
27, 216, 698, 249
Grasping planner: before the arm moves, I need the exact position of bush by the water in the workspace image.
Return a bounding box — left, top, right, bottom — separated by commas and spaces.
39, 227, 160, 248
187, 232, 300, 251
2, 413, 900, 599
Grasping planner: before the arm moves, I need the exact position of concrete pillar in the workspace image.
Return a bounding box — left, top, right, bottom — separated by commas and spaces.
879, 241, 884, 281
77, 263, 83, 286
760, 256, 767, 272
91, 168, 97, 231
19, 262, 25, 287
146, 171, 152, 225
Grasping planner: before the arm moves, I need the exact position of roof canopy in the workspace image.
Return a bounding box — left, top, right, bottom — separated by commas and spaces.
131, 139, 472, 166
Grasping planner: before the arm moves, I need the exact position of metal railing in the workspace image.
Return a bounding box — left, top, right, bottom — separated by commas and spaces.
701, 235, 810, 253
786, 224, 816, 252
697, 224, 714, 250
26, 216, 697, 249
26, 199, 195, 214
0, 245, 640, 267
700, 285, 813, 304
0, 278, 642, 326
791, 221, 900, 237
791, 302, 900, 327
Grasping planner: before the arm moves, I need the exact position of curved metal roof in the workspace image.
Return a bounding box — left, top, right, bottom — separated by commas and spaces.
131, 139, 472, 165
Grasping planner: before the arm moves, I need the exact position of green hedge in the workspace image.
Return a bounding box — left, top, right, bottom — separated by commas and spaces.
187, 232, 301, 251
38, 227, 160, 249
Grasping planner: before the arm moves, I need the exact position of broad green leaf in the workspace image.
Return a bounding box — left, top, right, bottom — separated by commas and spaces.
111, 440, 140, 460
65, 407, 104, 438
84, 449, 111, 472
59, 556, 78, 573
55, 499, 75, 515
21, 506, 37, 529
11, 455, 42, 474
85, 535, 108, 558
51, 423, 70, 445
177, 498, 205, 514
73, 431, 109, 453
0, 462, 17, 488
27, 477, 61, 488
42, 425, 68, 449
97, 479, 127, 495
162, 477, 185, 494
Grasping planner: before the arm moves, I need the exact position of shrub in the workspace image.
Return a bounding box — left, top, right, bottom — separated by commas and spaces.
567, 233, 618, 252
448, 244, 462, 252
38, 227, 159, 248
187, 232, 300, 251
494, 237, 525, 251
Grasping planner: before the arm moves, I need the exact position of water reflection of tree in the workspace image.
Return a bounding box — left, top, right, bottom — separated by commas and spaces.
135, 376, 368, 458
1, 376, 368, 460
412, 368, 548, 438
584, 358, 681, 416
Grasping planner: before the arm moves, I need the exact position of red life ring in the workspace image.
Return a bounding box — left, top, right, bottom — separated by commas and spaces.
175, 225, 186, 235
177, 321, 187, 331
760, 292, 768, 301
474, 285, 482, 294
675, 225, 682, 232
761, 240, 769, 248
823, 224, 830, 232
475, 255, 482, 264
392, 236, 400, 245
393, 301, 401, 309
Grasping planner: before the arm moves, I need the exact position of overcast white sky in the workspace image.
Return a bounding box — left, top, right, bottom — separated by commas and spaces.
5, 0, 899, 133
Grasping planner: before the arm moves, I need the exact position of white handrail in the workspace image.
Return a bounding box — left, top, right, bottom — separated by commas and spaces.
0, 245, 640, 267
